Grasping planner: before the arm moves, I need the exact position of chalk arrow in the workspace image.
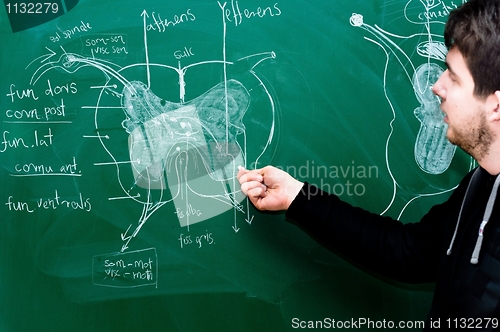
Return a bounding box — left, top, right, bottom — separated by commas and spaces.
41, 47, 57, 63
26, 47, 57, 69
141, 9, 151, 87
245, 215, 254, 225
121, 224, 133, 241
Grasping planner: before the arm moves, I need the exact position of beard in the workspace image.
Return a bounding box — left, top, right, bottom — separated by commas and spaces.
447, 107, 494, 161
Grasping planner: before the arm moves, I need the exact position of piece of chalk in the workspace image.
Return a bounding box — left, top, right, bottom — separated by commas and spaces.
238, 165, 244, 171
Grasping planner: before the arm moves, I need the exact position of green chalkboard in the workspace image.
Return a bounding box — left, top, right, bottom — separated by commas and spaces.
1, 0, 472, 331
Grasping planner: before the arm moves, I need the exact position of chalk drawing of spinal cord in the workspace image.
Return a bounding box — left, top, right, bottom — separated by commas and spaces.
30, 25, 277, 250
350, 0, 457, 176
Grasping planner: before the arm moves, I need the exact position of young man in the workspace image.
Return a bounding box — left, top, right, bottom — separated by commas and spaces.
238, 0, 500, 329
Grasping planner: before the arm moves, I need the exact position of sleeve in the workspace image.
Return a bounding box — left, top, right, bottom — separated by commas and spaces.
284, 182, 454, 284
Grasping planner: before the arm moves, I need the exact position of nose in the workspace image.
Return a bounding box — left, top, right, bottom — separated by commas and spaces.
432, 71, 446, 99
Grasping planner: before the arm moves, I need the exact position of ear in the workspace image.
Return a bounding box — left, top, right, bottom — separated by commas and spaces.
486, 90, 500, 122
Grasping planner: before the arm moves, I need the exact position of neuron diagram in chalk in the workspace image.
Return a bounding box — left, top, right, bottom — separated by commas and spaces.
29, 8, 278, 252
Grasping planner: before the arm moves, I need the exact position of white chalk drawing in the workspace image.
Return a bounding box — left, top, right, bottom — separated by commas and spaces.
413, 62, 456, 174
350, 0, 473, 218
29, 5, 277, 258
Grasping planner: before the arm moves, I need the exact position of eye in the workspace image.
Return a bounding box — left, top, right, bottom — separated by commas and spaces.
447, 71, 460, 85
441, 68, 456, 84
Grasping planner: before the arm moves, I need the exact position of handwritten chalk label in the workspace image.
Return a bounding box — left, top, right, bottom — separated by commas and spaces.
218, 1, 282, 27
0, 128, 53, 152
81, 33, 129, 58
5, 190, 92, 213
92, 248, 158, 288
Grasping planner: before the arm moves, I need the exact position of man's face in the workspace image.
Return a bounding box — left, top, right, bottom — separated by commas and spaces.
432, 47, 493, 161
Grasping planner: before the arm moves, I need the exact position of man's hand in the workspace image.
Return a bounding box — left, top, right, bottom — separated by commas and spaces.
237, 165, 303, 211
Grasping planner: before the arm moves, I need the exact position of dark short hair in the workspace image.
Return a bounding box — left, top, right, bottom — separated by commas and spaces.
444, 0, 500, 98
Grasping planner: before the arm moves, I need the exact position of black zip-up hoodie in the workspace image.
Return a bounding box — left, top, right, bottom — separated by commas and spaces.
285, 167, 500, 330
